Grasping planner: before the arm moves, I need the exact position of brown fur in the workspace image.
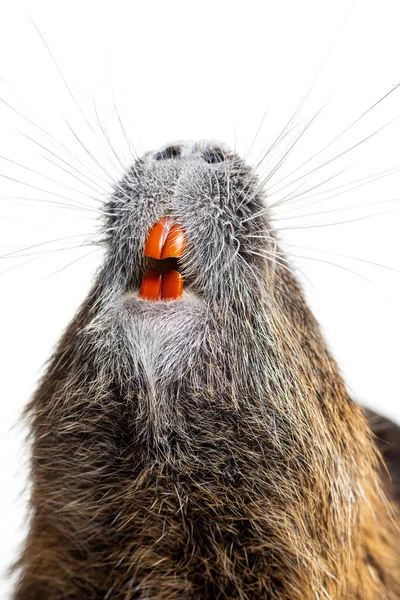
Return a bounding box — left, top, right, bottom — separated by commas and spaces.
13, 143, 400, 599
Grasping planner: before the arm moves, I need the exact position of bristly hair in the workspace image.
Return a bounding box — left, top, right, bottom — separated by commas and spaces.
13, 141, 400, 599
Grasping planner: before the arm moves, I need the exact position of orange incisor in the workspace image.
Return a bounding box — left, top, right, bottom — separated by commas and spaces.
140, 218, 186, 300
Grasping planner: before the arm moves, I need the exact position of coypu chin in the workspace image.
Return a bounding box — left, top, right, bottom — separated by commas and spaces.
14, 140, 400, 599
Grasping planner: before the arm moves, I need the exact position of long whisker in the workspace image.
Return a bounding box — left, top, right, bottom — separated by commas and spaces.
0, 97, 91, 175
281, 243, 400, 273
272, 198, 400, 221
34, 150, 108, 198
28, 17, 123, 177
244, 246, 315, 291
272, 166, 400, 213
270, 164, 354, 209
267, 83, 400, 193
44, 247, 102, 279
253, 0, 356, 176
0, 195, 98, 213
263, 116, 399, 196
244, 106, 269, 162
262, 110, 325, 186
18, 130, 111, 195
245, 247, 294, 275
0, 242, 101, 276
0, 251, 66, 276
253, 113, 319, 176
0, 241, 99, 259
108, 52, 137, 163
271, 196, 400, 221
0, 173, 97, 210
7, 24, 123, 187
276, 207, 400, 230
286, 252, 383, 291
251, 244, 381, 290
0, 155, 100, 203
0, 234, 94, 259
0, 94, 114, 193
93, 98, 129, 173
112, 97, 136, 164
63, 120, 116, 182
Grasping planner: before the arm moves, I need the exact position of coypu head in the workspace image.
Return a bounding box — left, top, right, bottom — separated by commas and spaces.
16, 140, 400, 600
90, 139, 281, 443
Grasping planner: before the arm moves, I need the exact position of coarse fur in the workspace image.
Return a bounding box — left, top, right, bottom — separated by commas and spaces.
13, 140, 400, 599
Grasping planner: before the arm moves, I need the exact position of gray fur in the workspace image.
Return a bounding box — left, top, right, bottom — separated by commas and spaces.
14, 140, 400, 599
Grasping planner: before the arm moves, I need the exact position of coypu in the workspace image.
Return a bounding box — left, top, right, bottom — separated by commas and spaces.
13, 140, 400, 599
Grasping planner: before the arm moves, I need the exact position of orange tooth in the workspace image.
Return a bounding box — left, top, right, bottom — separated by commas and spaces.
161, 270, 183, 300
161, 224, 186, 258
139, 269, 162, 301
144, 217, 171, 259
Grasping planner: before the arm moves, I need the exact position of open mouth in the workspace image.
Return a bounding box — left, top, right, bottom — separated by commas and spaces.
139, 217, 186, 301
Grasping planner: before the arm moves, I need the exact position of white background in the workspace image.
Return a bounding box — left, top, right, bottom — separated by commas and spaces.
1, 0, 399, 596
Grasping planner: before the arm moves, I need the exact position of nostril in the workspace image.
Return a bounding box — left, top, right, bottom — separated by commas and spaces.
202, 147, 227, 164
154, 146, 181, 160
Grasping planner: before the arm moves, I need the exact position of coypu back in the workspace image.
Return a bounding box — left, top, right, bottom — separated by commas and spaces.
13, 141, 400, 599
367, 410, 400, 505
